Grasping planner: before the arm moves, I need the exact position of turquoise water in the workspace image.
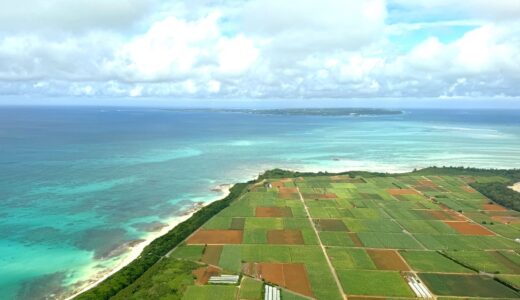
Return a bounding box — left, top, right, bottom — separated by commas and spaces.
1, 107, 520, 299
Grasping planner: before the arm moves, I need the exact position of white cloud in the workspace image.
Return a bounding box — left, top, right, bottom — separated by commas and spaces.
0, 0, 154, 32
0, 0, 519, 100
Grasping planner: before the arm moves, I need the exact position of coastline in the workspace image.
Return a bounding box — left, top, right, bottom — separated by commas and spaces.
64, 185, 232, 300
65, 166, 520, 300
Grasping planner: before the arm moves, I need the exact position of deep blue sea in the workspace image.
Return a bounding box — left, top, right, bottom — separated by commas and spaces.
1, 106, 520, 299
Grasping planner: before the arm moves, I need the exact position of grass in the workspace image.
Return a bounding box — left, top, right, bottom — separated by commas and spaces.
445, 251, 520, 274
170, 244, 204, 261
319, 232, 356, 247
326, 248, 376, 270
96, 171, 520, 300
400, 250, 473, 273
219, 245, 242, 273
239, 277, 263, 300
357, 232, 422, 249
182, 285, 238, 300
112, 258, 199, 300
419, 273, 520, 298
337, 270, 414, 297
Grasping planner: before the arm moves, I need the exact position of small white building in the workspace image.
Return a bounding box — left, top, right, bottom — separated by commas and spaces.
264, 285, 281, 300
208, 275, 240, 284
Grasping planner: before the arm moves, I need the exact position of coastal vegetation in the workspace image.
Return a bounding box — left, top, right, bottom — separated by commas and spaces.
76, 183, 249, 300
76, 167, 520, 299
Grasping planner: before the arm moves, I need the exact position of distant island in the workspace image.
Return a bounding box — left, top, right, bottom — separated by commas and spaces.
164, 108, 403, 117
73, 166, 520, 300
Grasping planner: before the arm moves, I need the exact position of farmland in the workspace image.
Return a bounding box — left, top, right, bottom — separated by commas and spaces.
79, 168, 520, 300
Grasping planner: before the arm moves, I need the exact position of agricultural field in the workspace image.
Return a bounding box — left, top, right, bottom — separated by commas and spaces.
138, 172, 520, 299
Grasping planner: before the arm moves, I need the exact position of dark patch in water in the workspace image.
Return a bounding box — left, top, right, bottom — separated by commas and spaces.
131, 221, 167, 232
16, 272, 66, 300
73, 227, 129, 259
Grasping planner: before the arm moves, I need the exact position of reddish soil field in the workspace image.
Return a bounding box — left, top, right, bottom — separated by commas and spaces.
418, 179, 438, 187
428, 209, 466, 221
283, 264, 314, 297
444, 221, 495, 236
491, 215, 520, 224
387, 188, 419, 196
366, 249, 410, 271
462, 186, 477, 193
270, 181, 285, 189
255, 206, 293, 217
258, 263, 284, 285
201, 245, 223, 265
186, 229, 243, 244
314, 219, 348, 231
258, 263, 313, 297
482, 203, 508, 211
267, 230, 304, 244
193, 266, 221, 285
349, 233, 364, 247
278, 187, 298, 199
230, 217, 245, 230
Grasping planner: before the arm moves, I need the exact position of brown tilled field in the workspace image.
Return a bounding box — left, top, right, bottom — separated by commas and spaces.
482, 203, 508, 211
267, 229, 304, 244
444, 221, 495, 236
428, 209, 466, 221
283, 264, 314, 297
366, 249, 410, 271
314, 219, 348, 231
258, 263, 313, 297
349, 233, 364, 247
255, 206, 293, 217
201, 245, 223, 265
417, 179, 438, 187
491, 215, 520, 224
278, 187, 298, 199
270, 181, 285, 189
187, 229, 243, 244
387, 188, 420, 196
230, 217, 245, 230
193, 266, 221, 285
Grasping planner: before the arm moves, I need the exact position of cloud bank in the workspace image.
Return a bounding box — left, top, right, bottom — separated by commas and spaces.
0, 0, 519, 100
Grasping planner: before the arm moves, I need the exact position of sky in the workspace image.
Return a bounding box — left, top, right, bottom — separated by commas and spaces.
0, 0, 520, 106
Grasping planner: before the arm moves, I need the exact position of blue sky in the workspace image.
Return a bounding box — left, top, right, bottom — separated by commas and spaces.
0, 0, 519, 106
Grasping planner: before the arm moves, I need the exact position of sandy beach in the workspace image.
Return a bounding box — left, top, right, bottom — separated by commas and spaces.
64, 185, 232, 300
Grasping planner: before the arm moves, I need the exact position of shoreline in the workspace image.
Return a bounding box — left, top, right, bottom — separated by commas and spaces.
63, 164, 414, 299
64, 185, 232, 300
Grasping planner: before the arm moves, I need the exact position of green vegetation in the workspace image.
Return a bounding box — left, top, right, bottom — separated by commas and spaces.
472, 182, 520, 211
111, 258, 198, 300
77, 167, 520, 300
76, 183, 248, 300
337, 270, 414, 297
238, 277, 263, 300
419, 273, 519, 298
400, 251, 473, 273
182, 285, 238, 300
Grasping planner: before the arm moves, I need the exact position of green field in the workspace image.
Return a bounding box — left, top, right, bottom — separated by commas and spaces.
419, 273, 520, 298
79, 168, 520, 300
337, 270, 414, 297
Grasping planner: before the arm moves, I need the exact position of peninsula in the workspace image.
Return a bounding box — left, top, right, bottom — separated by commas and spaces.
75, 167, 520, 300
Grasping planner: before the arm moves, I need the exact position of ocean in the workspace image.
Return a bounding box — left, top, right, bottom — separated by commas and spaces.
1, 106, 520, 299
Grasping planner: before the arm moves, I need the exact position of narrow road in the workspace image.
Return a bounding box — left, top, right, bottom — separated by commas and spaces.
296, 186, 347, 300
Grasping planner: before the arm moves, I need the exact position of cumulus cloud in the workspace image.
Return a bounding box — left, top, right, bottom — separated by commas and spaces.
0, 0, 519, 100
